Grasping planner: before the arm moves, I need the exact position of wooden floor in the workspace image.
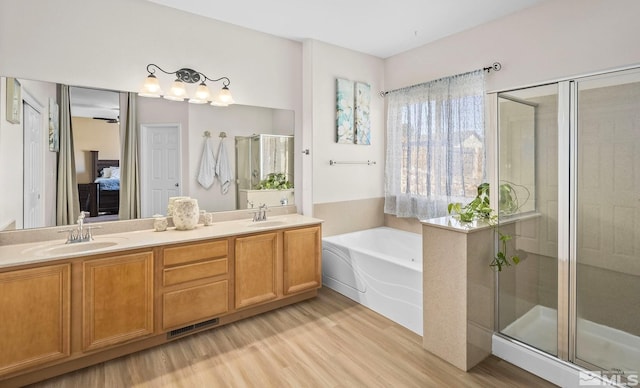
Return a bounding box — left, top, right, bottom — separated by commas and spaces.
28, 288, 556, 387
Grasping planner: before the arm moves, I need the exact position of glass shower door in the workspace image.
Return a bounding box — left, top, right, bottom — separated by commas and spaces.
497, 84, 559, 356
574, 69, 640, 376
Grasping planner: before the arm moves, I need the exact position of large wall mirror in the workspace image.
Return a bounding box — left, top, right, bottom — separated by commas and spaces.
0, 76, 294, 231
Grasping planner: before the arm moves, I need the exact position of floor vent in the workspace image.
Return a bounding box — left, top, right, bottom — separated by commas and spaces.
167, 318, 220, 339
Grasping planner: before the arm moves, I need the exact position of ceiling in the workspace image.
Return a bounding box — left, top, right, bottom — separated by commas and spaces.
148, 0, 547, 58
70, 87, 120, 121
69, 0, 548, 115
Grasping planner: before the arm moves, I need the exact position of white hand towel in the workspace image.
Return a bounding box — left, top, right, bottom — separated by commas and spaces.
197, 139, 216, 189
215, 140, 233, 194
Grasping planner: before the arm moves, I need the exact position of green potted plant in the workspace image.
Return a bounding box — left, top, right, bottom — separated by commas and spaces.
254, 173, 293, 190
447, 182, 523, 271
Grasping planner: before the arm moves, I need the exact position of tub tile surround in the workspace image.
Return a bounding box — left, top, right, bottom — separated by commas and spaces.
422, 216, 494, 371
314, 197, 423, 237
314, 198, 385, 237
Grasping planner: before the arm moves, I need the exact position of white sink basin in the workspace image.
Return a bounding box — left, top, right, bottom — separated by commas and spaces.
21, 237, 128, 257
247, 220, 287, 228
43, 241, 119, 255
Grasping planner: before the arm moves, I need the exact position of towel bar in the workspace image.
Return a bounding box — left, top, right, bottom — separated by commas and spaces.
329, 160, 376, 166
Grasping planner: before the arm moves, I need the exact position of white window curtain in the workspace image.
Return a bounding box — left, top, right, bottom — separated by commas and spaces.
384, 70, 486, 220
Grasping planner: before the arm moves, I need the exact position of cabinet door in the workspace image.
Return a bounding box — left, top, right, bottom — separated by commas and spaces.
83, 252, 154, 352
283, 226, 321, 295
235, 232, 278, 309
0, 264, 70, 376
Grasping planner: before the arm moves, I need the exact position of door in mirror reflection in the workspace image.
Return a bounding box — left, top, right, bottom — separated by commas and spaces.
140, 124, 182, 218
23, 102, 44, 229
0, 76, 296, 231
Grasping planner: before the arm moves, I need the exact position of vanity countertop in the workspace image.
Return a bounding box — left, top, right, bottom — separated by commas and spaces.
0, 214, 323, 269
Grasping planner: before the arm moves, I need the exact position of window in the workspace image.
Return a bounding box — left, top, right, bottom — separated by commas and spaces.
384, 70, 485, 220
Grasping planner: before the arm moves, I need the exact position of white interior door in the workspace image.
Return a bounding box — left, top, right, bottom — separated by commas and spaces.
23, 101, 43, 229
140, 123, 182, 218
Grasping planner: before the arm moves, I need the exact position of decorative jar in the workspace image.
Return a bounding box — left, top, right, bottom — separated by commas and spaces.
167, 196, 190, 217
172, 198, 200, 230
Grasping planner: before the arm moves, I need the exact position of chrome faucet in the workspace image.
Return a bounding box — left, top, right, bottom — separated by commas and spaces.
61, 212, 96, 244
252, 204, 268, 222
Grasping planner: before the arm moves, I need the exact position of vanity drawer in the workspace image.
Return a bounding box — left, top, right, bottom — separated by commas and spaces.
163, 240, 228, 266
162, 280, 228, 330
163, 258, 228, 286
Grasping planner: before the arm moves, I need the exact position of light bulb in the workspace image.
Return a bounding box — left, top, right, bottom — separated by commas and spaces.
195, 82, 211, 100
218, 86, 235, 105
139, 74, 162, 98
164, 79, 187, 101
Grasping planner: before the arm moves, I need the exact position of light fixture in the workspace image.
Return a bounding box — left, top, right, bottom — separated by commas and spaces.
139, 64, 234, 106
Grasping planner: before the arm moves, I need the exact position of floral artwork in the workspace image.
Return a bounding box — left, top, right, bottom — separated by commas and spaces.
355, 82, 371, 145
336, 78, 371, 145
48, 98, 59, 152
336, 78, 354, 143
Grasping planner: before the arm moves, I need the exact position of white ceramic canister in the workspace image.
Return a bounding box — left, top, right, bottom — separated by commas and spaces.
203, 212, 214, 226
167, 196, 190, 217
172, 198, 200, 230
153, 215, 168, 232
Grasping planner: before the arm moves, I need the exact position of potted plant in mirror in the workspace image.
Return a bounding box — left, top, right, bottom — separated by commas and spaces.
447, 182, 524, 271
254, 173, 293, 190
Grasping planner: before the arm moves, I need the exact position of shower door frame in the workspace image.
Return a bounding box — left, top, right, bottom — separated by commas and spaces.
494, 65, 640, 376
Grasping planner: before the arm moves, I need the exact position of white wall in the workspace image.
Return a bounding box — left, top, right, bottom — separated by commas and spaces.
72, 117, 120, 183
3, 0, 639, 227
0, 0, 301, 111
0, 78, 57, 230
305, 40, 385, 204
188, 104, 288, 212
137, 96, 293, 212
0, 0, 306, 212
0, 78, 24, 229
385, 0, 640, 94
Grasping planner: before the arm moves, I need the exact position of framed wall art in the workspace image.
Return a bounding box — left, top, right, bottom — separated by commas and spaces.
336, 78, 355, 144
354, 81, 371, 145
336, 78, 371, 145
5, 77, 21, 124
48, 98, 59, 152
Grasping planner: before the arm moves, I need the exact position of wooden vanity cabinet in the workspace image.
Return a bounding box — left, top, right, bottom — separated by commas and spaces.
234, 232, 279, 309
0, 221, 321, 387
283, 226, 321, 295
160, 239, 230, 330
0, 264, 70, 376
82, 251, 154, 352
234, 225, 322, 309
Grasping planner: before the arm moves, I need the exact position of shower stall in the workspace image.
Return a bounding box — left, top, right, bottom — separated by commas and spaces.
493, 67, 640, 386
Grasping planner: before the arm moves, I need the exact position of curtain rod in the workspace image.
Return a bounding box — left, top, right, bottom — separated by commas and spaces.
379, 62, 502, 97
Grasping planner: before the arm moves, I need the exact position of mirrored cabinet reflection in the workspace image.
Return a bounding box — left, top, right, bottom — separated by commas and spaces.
235, 134, 294, 209
0, 76, 295, 232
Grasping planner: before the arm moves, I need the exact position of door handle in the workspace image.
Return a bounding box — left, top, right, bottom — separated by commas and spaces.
175, 183, 179, 187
